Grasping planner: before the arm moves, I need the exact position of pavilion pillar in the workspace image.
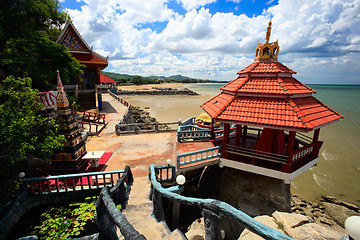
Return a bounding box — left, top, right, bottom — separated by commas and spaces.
313, 129, 320, 143
222, 123, 230, 158
210, 119, 215, 141
235, 125, 242, 146
283, 131, 296, 173
286, 131, 296, 155
242, 125, 248, 143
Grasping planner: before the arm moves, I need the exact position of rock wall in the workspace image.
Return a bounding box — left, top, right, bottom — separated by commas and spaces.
212, 167, 291, 216
197, 166, 290, 239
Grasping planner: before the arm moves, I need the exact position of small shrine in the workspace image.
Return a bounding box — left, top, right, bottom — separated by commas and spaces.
56, 22, 108, 110
201, 21, 343, 183
51, 71, 88, 173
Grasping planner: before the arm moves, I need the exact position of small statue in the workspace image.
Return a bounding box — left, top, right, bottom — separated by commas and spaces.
266, 20, 272, 42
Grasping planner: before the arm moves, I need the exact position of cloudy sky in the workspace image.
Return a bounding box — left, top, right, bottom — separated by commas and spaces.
60, 0, 360, 84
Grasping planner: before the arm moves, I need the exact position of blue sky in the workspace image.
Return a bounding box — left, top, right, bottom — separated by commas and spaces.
59, 0, 360, 84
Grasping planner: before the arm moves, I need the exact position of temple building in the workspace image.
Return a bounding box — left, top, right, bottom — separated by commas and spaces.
52, 71, 87, 173
56, 22, 108, 110
201, 21, 343, 184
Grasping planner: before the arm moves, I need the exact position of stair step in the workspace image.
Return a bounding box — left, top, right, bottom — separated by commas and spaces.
162, 229, 188, 240
138, 221, 171, 239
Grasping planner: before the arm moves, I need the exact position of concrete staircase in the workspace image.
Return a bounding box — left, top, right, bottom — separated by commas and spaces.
118, 177, 186, 240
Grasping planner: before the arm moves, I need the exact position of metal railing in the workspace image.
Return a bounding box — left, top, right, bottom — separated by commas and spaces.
108, 89, 131, 108
177, 146, 221, 170
23, 170, 125, 194
149, 164, 294, 240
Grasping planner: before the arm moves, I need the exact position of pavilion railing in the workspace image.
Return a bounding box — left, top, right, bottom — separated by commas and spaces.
23, 170, 125, 194
176, 146, 221, 170
149, 164, 294, 240
177, 124, 212, 142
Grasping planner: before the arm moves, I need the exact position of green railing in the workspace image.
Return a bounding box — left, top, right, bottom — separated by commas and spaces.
177, 124, 212, 142
177, 146, 221, 170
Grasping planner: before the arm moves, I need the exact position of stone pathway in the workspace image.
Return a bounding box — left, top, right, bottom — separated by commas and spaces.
82, 94, 213, 238
120, 177, 186, 240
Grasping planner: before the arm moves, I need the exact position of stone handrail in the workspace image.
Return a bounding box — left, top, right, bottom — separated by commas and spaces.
149, 164, 294, 240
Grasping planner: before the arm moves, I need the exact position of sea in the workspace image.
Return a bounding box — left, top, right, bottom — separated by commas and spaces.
122, 84, 360, 205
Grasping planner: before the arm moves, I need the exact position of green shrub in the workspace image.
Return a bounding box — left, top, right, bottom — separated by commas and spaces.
31, 196, 97, 239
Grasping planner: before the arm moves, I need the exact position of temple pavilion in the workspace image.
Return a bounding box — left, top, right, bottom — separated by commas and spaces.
201, 21, 343, 183
56, 22, 108, 110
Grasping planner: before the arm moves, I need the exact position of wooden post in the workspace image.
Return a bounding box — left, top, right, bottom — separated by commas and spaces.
283, 131, 296, 173
243, 125, 248, 142
235, 125, 242, 146
313, 129, 320, 143
222, 123, 230, 158
286, 131, 296, 156
202, 209, 222, 240
210, 119, 215, 141
172, 200, 180, 229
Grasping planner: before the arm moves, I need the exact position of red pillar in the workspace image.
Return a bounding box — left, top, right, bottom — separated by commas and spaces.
286, 131, 296, 156
222, 123, 230, 158
235, 125, 242, 146
210, 119, 215, 141
283, 131, 296, 173
313, 129, 320, 143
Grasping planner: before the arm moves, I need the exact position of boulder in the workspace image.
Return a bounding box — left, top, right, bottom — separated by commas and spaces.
238, 215, 284, 240
323, 202, 360, 228
288, 223, 344, 240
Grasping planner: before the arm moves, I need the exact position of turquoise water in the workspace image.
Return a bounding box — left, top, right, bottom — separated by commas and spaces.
188, 84, 360, 205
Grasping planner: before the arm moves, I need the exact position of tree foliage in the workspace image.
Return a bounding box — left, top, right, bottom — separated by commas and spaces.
0, 0, 83, 89
0, 76, 65, 204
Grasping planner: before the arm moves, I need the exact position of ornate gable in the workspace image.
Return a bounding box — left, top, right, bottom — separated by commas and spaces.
56, 22, 91, 53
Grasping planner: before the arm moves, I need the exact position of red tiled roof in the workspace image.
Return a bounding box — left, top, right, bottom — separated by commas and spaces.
237, 61, 296, 74
100, 74, 117, 84
202, 95, 342, 131
71, 53, 108, 65
201, 93, 234, 118
221, 76, 315, 95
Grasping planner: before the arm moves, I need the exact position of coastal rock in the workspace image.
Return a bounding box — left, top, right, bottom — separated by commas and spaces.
272, 211, 314, 232
322, 202, 360, 228
238, 215, 284, 240
238, 212, 345, 240
185, 218, 225, 240
288, 223, 344, 240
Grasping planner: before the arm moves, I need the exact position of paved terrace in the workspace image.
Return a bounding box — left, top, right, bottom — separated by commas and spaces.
85, 93, 213, 177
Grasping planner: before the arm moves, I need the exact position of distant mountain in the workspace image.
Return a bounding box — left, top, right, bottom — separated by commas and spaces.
101, 71, 228, 83
102, 71, 197, 81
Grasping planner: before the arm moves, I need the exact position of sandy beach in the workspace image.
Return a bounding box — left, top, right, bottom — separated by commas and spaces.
117, 82, 221, 123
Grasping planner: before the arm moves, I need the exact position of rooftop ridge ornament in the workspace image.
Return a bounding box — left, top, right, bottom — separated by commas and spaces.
266, 20, 272, 42
255, 20, 279, 61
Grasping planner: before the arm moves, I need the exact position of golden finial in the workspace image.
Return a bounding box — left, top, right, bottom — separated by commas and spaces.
266, 20, 272, 42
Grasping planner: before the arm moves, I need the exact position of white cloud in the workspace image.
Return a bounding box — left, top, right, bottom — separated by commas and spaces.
63, 0, 360, 84
177, 0, 216, 11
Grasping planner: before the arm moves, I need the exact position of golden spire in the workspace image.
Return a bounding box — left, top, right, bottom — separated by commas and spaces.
254, 20, 279, 61
266, 20, 272, 42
